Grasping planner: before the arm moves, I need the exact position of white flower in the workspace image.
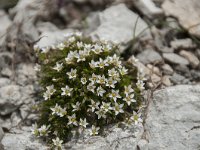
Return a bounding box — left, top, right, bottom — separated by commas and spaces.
106, 78, 117, 88
112, 54, 120, 62
50, 103, 60, 115
113, 103, 124, 115
74, 32, 82, 37
64, 32, 73, 38
52, 137, 63, 148
68, 36, 76, 43
47, 85, 56, 94
89, 60, 98, 69
89, 73, 98, 83
108, 68, 117, 77
96, 75, 106, 85
113, 72, 121, 82
123, 94, 136, 106
33, 44, 39, 52
109, 54, 122, 68
31, 123, 39, 136
65, 51, 78, 64
83, 48, 90, 56
34, 63, 41, 72
41, 46, 50, 53
77, 41, 83, 48
68, 114, 78, 126
119, 67, 128, 75
87, 82, 96, 93
57, 43, 65, 50
96, 86, 106, 97
136, 80, 145, 91
129, 55, 138, 66
113, 60, 122, 68
61, 85, 73, 96
43, 85, 56, 100
50, 104, 67, 117
109, 90, 121, 102
43, 92, 51, 100
101, 102, 112, 112
98, 58, 109, 68
81, 77, 87, 85
92, 44, 102, 54
79, 118, 88, 128
84, 44, 92, 50
124, 85, 134, 96
76, 50, 86, 62
72, 102, 81, 112
52, 62, 63, 72
130, 111, 143, 125
89, 100, 100, 112
89, 125, 100, 136
95, 108, 106, 119
103, 43, 112, 52
67, 68, 77, 79
38, 125, 50, 136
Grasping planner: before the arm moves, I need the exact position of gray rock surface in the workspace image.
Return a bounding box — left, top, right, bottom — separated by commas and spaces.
65, 125, 144, 150
136, 49, 162, 64
133, 0, 163, 18
0, 126, 4, 142
2, 127, 48, 150
161, 64, 173, 75
170, 73, 185, 84
145, 85, 200, 150
36, 29, 74, 48
90, 3, 151, 53
0, 0, 18, 9
1, 125, 144, 150
170, 38, 196, 50
4, 0, 58, 59
162, 0, 200, 37
0, 78, 11, 88
163, 53, 189, 65
0, 11, 12, 46
0, 84, 35, 115
179, 50, 200, 68
0, 52, 13, 71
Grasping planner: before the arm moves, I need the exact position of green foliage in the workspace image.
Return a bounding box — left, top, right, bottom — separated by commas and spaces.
32, 33, 145, 149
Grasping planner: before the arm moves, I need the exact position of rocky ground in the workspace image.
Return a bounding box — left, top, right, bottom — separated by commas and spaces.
0, 0, 200, 150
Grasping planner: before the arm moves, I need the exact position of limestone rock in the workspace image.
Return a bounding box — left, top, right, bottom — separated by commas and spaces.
0, 78, 11, 88
65, 125, 144, 150
170, 38, 196, 50
90, 4, 151, 53
5, 0, 58, 60
0, 0, 18, 9
36, 29, 74, 48
0, 84, 35, 115
0, 85, 22, 115
179, 50, 200, 68
161, 64, 173, 75
133, 0, 163, 18
145, 85, 200, 150
163, 53, 189, 65
136, 49, 162, 64
2, 127, 48, 150
170, 73, 185, 84
162, 0, 200, 37
0, 126, 4, 142
161, 75, 172, 86
0, 52, 13, 71
0, 11, 12, 46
